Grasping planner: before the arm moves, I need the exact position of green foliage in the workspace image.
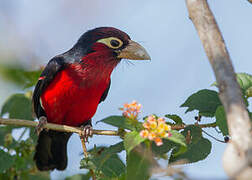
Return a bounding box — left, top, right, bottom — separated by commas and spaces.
165, 114, 183, 124
170, 137, 212, 164
80, 142, 126, 178
1, 93, 33, 120
151, 139, 174, 156
126, 149, 151, 180
236, 73, 252, 97
169, 125, 205, 163
212, 73, 252, 98
99, 116, 135, 130
0, 149, 15, 172
181, 125, 202, 144
215, 106, 228, 136
0, 90, 48, 178
0, 64, 42, 89
124, 131, 145, 154
65, 173, 91, 180
92, 154, 125, 178
181, 89, 221, 117
166, 130, 187, 147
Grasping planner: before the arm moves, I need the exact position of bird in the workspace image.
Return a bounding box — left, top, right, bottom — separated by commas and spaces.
32, 27, 150, 171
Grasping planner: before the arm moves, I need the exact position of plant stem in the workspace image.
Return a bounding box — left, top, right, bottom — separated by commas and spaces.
0, 118, 119, 136
17, 128, 28, 142
0, 118, 217, 136
79, 136, 96, 180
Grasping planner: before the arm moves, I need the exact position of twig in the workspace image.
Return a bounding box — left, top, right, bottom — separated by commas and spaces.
185, 0, 252, 178
172, 122, 216, 130
0, 117, 216, 133
79, 136, 96, 180
0, 118, 119, 136
17, 128, 28, 142
202, 129, 226, 143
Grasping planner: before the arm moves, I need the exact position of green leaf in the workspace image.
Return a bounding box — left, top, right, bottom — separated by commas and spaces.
212, 73, 252, 98
151, 139, 174, 156
65, 173, 91, 180
81, 142, 126, 178
166, 130, 187, 147
92, 154, 125, 178
103, 141, 124, 154
124, 131, 145, 154
172, 145, 187, 157
24, 173, 50, 180
0, 64, 42, 88
236, 73, 252, 98
181, 125, 202, 144
246, 87, 252, 98
0, 127, 12, 146
126, 149, 151, 180
215, 106, 228, 136
169, 137, 212, 164
0, 149, 15, 172
165, 114, 183, 124
99, 116, 135, 130
1, 93, 33, 120
181, 89, 221, 117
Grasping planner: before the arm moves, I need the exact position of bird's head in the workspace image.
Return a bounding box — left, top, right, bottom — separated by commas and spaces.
73, 27, 151, 62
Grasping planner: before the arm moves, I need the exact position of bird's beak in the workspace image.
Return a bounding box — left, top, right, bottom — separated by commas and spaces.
116, 40, 151, 60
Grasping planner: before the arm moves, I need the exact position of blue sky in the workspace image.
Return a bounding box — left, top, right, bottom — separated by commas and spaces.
0, 1, 251, 179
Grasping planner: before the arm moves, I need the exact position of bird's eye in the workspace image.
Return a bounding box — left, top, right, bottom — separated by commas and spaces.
110, 40, 120, 48
97, 37, 123, 49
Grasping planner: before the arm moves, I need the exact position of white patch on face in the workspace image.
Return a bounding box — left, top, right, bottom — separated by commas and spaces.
40, 97, 45, 110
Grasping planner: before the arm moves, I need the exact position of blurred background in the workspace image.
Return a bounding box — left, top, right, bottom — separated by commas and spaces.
0, 0, 251, 179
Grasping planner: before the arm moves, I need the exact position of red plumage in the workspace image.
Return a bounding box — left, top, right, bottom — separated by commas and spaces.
41, 44, 118, 126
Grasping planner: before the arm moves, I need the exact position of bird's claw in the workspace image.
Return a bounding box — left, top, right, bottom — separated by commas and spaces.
35, 116, 48, 135
80, 125, 93, 142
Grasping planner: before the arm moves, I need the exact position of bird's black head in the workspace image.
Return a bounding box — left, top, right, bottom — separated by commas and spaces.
72, 27, 150, 61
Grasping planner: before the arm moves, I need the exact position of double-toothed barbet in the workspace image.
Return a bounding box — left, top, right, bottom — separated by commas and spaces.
32, 27, 150, 171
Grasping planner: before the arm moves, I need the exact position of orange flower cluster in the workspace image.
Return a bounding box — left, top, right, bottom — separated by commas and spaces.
140, 115, 172, 146
120, 100, 142, 119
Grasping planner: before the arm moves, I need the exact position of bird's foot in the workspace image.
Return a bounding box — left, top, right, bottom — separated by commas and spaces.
36, 116, 48, 135
80, 125, 93, 142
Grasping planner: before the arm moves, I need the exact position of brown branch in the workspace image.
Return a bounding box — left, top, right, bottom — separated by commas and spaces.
0, 118, 119, 136
79, 136, 96, 180
185, 0, 252, 179
171, 122, 216, 130
0, 117, 216, 133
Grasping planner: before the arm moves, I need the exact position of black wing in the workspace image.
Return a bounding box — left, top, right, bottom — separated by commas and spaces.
99, 80, 111, 103
32, 57, 66, 118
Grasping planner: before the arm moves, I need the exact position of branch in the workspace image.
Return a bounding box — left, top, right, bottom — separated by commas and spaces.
171, 122, 216, 130
0, 117, 216, 133
0, 118, 119, 136
185, 0, 252, 179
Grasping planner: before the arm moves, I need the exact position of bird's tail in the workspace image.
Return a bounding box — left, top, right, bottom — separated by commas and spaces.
34, 130, 72, 171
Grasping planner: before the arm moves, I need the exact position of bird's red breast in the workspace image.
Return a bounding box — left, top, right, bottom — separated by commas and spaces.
40, 49, 118, 126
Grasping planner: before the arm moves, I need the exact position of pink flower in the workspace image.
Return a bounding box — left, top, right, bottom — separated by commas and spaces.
154, 137, 163, 146
140, 130, 149, 138
120, 101, 142, 119
140, 115, 172, 146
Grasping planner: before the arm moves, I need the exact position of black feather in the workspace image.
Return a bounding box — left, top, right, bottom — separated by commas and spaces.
34, 130, 72, 171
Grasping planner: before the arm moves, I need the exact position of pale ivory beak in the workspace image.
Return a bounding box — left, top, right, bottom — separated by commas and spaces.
117, 40, 151, 60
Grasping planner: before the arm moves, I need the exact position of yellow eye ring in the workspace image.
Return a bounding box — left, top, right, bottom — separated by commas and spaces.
97, 37, 123, 49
